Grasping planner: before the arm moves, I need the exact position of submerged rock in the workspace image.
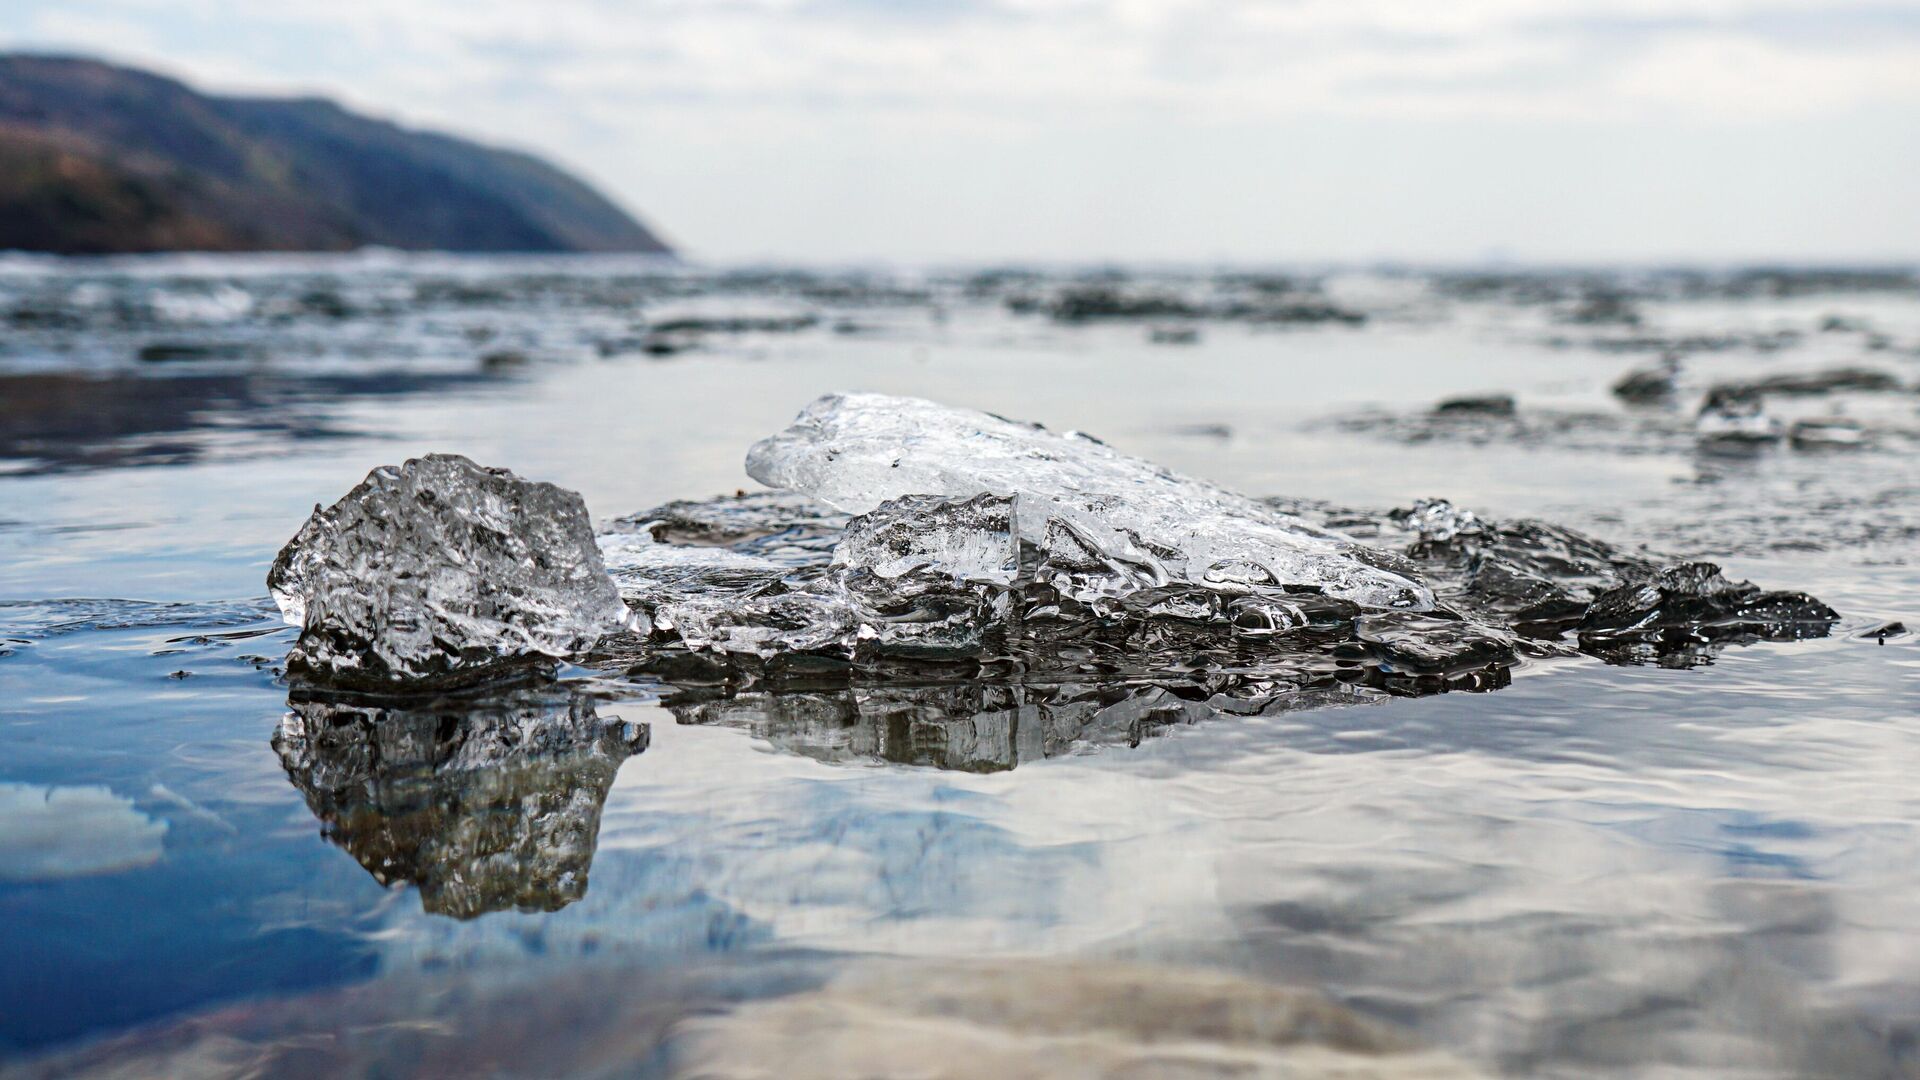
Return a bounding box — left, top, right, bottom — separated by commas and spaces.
1612, 358, 1680, 404
275, 680, 647, 918
1433, 394, 1517, 417
269, 454, 633, 687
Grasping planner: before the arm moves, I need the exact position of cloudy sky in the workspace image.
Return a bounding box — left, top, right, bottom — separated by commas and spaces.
4, 0, 1917, 263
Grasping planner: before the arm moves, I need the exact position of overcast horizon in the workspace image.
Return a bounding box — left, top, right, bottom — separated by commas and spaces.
4, 0, 1917, 264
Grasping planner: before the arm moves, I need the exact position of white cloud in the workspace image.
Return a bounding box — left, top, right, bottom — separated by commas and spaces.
5, 0, 1918, 259
0, 782, 168, 882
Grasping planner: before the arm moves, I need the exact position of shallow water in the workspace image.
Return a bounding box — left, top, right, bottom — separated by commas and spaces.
1, 255, 1917, 1077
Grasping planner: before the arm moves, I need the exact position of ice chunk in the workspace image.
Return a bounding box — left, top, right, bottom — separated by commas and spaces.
831, 493, 1020, 585
746, 393, 1432, 610
1695, 388, 1783, 449
599, 530, 792, 608
269, 454, 633, 686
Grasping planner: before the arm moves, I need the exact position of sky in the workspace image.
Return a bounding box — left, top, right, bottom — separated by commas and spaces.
3, 0, 1918, 264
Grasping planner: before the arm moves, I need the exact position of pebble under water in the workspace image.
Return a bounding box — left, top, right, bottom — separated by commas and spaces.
1, 255, 1918, 1078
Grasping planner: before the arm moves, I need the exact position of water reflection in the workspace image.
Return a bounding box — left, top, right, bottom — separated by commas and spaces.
274, 680, 649, 919
0, 369, 505, 473
664, 678, 1396, 773
0, 782, 168, 882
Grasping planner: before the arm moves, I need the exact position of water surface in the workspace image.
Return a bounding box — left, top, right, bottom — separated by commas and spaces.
2, 256, 1916, 1077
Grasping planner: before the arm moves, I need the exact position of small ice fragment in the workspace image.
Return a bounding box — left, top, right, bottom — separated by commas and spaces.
1695, 388, 1782, 449
746, 393, 1433, 610
269, 454, 632, 686
1788, 417, 1867, 450
832, 493, 1021, 585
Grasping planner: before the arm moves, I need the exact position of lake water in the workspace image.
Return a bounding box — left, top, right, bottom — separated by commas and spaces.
1, 255, 1916, 1078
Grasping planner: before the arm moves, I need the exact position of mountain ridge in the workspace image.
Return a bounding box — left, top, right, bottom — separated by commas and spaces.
0, 54, 672, 255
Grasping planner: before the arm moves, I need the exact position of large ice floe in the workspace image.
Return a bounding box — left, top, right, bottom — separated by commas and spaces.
745, 392, 1433, 610
271, 395, 1838, 769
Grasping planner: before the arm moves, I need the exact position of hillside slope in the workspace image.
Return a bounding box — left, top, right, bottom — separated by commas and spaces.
0, 55, 671, 255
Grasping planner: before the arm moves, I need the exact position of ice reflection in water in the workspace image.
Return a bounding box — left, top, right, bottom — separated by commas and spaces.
223, 631, 1919, 1077
273, 680, 649, 918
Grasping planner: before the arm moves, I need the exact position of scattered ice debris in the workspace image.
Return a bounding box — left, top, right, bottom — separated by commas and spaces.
1695, 387, 1783, 450
275, 680, 647, 918
268, 454, 634, 687
745, 393, 1434, 611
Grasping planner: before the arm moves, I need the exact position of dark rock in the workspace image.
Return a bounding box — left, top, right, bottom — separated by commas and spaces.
1612, 359, 1680, 403
1734, 367, 1902, 397
1578, 562, 1836, 643
1049, 287, 1202, 322
1433, 394, 1517, 417
647, 315, 818, 335
1562, 292, 1641, 326
137, 342, 245, 363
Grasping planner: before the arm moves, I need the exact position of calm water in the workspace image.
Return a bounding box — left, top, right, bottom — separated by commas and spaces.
1, 255, 1917, 1078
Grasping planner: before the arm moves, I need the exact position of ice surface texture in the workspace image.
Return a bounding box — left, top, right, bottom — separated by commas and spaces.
746, 393, 1433, 610
269, 454, 632, 687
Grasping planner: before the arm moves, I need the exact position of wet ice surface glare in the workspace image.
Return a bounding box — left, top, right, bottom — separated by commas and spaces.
1, 256, 1918, 1079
